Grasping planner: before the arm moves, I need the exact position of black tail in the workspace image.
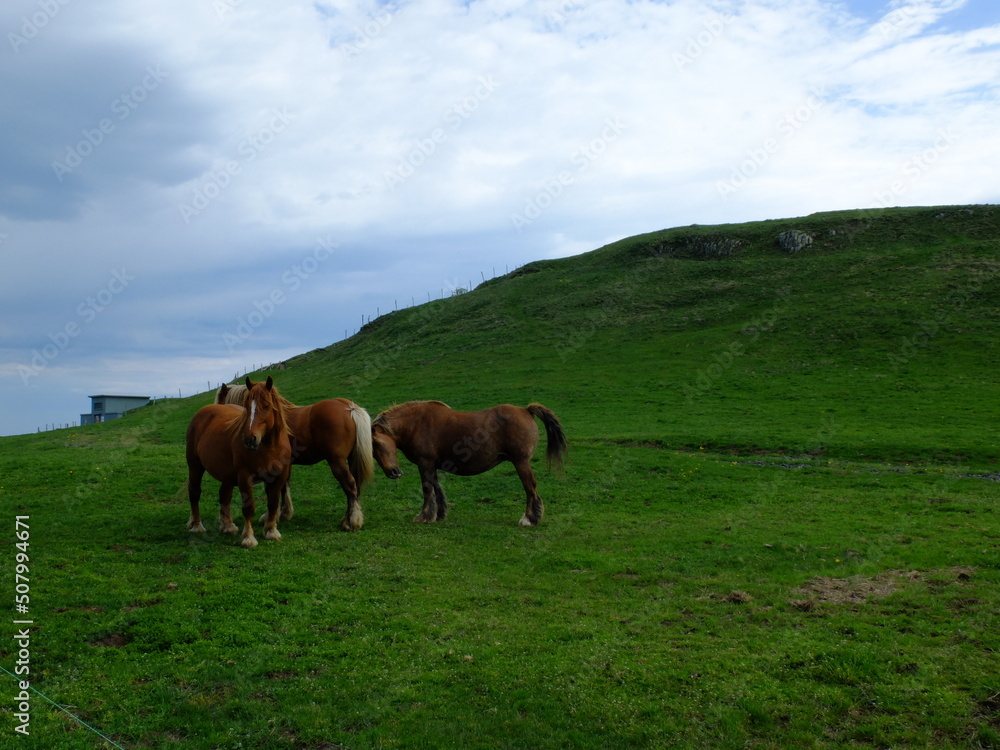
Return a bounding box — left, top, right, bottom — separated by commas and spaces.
527, 404, 568, 470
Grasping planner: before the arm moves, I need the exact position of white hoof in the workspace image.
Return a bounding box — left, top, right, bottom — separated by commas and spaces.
518, 515, 536, 527
187, 520, 206, 533
220, 522, 239, 535
264, 528, 282, 541
341, 511, 364, 532
241, 535, 258, 549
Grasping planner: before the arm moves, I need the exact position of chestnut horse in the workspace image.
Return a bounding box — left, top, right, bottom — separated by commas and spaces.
186, 376, 293, 548
371, 401, 567, 526
216, 384, 374, 531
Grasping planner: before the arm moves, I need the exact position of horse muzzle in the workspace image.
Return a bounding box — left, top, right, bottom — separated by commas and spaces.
243, 436, 260, 450
384, 467, 403, 479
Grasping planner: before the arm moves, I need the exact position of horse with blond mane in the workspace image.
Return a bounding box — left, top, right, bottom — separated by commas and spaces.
371, 401, 567, 526
216, 383, 374, 531
186, 376, 293, 548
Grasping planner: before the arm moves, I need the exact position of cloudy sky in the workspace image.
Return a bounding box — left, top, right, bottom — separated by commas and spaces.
1, 0, 998, 436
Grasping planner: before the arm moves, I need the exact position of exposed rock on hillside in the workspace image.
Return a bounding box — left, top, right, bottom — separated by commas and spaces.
778, 230, 814, 254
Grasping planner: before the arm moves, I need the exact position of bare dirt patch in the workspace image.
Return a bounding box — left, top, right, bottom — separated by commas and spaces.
91, 633, 131, 648
796, 570, 921, 605
794, 567, 975, 607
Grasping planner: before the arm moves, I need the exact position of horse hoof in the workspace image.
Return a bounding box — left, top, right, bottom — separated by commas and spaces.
264, 529, 281, 541
341, 511, 364, 532
413, 514, 436, 524
518, 515, 538, 527
241, 535, 258, 549
187, 516, 205, 534
221, 523, 239, 535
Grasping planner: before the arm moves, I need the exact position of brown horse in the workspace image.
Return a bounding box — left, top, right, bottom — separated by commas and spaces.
371, 401, 567, 526
186, 376, 293, 548
217, 384, 374, 531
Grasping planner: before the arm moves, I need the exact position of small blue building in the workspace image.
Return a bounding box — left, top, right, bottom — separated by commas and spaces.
81, 395, 150, 425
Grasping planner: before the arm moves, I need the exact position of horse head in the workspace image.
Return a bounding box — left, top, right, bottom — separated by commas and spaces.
241, 376, 281, 450
371, 418, 403, 479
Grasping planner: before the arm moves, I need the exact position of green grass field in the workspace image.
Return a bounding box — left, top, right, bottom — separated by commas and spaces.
2, 205, 999, 748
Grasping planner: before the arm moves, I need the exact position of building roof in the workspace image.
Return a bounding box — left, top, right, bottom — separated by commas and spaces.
88, 395, 151, 400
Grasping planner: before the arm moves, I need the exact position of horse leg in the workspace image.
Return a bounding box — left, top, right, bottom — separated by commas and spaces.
414, 466, 441, 523
434, 476, 448, 521
262, 480, 282, 541
218, 483, 239, 534
186, 467, 206, 532
258, 482, 294, 523
238, 479, 258, 548
513, 458, 544, 527
330, 459, 364, 532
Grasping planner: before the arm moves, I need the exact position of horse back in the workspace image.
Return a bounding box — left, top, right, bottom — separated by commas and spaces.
287, 398, 357, 465
410, 402, 539, 475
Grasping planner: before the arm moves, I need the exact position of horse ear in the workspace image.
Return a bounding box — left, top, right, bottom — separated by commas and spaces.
245, 376, 253, 388
265, 375, 274, 390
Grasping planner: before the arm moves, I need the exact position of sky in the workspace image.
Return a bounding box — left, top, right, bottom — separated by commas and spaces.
1, 0, 998, 436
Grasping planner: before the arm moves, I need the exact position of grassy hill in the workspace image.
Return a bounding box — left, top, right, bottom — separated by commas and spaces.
290, 203, 1000, 463
2, 205, 999, 748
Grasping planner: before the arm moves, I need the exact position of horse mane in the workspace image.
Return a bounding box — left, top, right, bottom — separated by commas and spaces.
216, 383, 246, 405
217, 382, 297, 409
226, 379, 294, 439
371, 410, 395, 438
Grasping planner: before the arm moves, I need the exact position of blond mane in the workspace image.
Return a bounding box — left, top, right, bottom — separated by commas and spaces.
217, 382, 296, 410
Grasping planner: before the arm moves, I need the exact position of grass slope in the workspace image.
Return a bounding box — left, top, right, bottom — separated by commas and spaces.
2, 205, 998, 749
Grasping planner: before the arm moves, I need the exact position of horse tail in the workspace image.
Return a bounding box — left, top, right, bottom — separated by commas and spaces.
347, 403, 375, 488
527, 403, 568, 471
